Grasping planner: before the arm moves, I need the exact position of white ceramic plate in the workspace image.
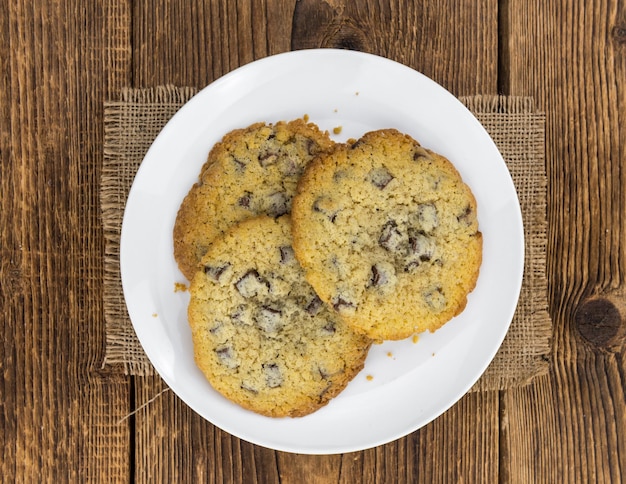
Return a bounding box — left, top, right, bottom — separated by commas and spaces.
121, 49, 524, 454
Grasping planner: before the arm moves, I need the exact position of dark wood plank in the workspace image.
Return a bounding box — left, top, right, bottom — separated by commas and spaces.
133, 375, 282, 483
274, 390, 499, 483
0, 0, 132, 480
0, 0, 16, 470
132, 0, 296, 88
502, 0, 626, 481
131, 1, 500, 482
292, 0, 498, 96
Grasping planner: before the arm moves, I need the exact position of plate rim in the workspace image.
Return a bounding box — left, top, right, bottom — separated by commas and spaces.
120, 48, 524, 454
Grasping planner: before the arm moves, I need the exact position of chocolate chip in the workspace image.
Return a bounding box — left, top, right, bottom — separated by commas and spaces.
209, 322, 223, 334
406, 231, 435, 271
368, 262, 397, 290
254, 305, 283, 334
258, 150, 278, 167
408, 230, 434, 258
237, 192, 253, 209
416, 203, 438, 233
379, 220, 404, 252
230, 305, 248, 325
351, 139, 364, 149
215, 346, 239, 369
367, 167, 395, 189
263, 363, 283, 388
305, 295, 324, 315
412, 147, 431, 161
370, 265, 383, 286
312, 197, 340, 223
332, 295, 355, 312
457, 205, 474, 226
424, 287, 446, 312
281, 157, 300, 177
203, 263, 231, 282
235, 270, 269, 298
279, 245, 295, 264
370, 264, 387, 286
404, 261, 418, 272
320, 321, 336, 335
233, 157, 247, 171
306, 138, 317, 155
266, 192, 289, 218
240, 381, 258, 394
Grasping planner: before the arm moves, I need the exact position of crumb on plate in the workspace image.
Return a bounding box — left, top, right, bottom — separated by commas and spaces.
174, 282, 188, 292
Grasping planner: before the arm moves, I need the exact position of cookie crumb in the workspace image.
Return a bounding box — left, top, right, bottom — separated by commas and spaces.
387, 352, 393, 358
355, 91, 359, 96
174, 282, 188, 292
333, 108, 338, 113
412, 334, 419, 344
152, 313, 158, 318
333, 126, 342, 135
303, 113, 310, 122
366, 374, 374, 381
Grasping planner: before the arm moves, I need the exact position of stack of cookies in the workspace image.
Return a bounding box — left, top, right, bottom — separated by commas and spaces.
174, 118, 482, 418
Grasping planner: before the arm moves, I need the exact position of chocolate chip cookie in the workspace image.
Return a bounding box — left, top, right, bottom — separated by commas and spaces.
291, 129, 482, 341
187, 215, 372, 417
174, 119, 335, 280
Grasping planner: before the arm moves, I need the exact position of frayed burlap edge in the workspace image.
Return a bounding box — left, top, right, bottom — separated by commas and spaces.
461, 96, 551, 391
102, 86, 199, 376
101, 88, 551, 391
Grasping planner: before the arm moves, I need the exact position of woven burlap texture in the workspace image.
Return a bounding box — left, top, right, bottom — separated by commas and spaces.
101, 86, 550, 391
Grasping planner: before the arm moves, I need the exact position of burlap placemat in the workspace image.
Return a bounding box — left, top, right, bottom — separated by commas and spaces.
101, 86, 550, 391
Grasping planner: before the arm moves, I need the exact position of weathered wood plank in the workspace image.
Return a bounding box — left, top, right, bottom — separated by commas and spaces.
292, 0, 498, 96
0, 0, 132, 480
133, 375, 282, 483
502, 0, 626, 481
132, 0, 296, 88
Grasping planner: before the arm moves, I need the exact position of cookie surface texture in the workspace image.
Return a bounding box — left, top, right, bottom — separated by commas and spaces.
187, 215, 372, 418
291, 129, 483, 341
174, 119, 335, 280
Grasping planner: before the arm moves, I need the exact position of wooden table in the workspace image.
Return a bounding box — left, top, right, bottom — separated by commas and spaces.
1, 1, 625, 481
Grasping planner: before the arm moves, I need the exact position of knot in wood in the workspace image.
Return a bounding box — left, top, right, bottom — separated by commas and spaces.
612, 25, 626, 45
575, 297, 623, 349
322, 19, 370, 51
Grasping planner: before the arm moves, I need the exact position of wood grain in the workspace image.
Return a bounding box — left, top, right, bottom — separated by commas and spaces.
0, 0, 132, 481
2, 0, 625, 481
292, 0, 498, 96
133, 375, 282, 483
502, 0, 626, 481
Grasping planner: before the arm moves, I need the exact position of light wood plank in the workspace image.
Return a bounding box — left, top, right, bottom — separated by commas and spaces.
502, 0, 626, 481
0, 0, 132, 480
133, 375, 282, 483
